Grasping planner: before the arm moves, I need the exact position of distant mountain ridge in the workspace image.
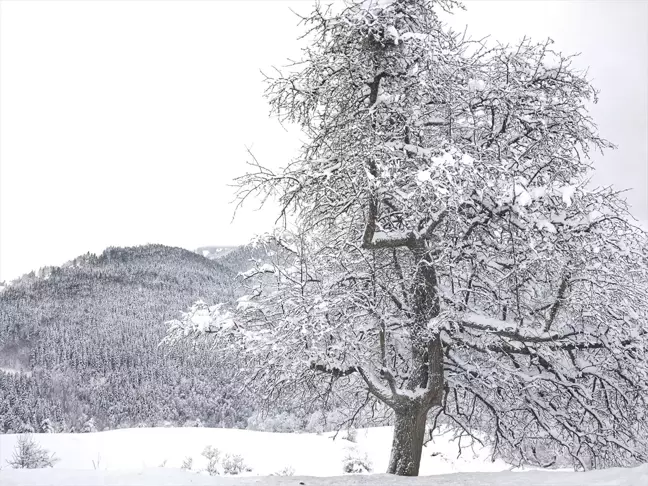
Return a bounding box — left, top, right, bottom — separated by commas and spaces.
195, 245, 239, 261
194, 243, 275, 275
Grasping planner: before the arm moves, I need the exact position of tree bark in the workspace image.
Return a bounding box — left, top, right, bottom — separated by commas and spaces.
387, 405, 429, 476
384, 242, 444, 475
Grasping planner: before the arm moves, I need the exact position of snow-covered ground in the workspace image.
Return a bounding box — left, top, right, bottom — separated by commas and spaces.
0, 427, 646, 485
0, 426, 508, 475
3, 466, 648, 486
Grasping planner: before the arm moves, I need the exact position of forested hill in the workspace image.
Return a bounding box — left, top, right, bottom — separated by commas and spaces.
0, 244, 253, 434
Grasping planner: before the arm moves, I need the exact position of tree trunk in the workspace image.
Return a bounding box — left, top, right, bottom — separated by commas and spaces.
387, 405, 429, 476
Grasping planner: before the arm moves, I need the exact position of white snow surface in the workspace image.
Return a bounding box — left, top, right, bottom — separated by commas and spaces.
1, 467, 647, 486
0, 427, 646, 485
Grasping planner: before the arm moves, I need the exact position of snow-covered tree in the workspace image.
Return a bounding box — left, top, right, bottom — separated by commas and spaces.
39, 418, 54, 434
7, 434, 59, 469
167, 0, 648, 475
82, 417, 97, 433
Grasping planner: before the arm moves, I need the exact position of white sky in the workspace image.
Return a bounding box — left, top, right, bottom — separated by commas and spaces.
0, 0, 646, 282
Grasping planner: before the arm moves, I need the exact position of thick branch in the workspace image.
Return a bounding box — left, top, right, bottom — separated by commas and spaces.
545, 271, 571, 332
310, 363, 357, 378
459, 315, 577, 344
357, 366, 396, 407
361, 197, 415, 249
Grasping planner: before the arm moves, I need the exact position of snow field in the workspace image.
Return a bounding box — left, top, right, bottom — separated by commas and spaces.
2, 465, 648, 486
0, 427, 646, 485
0, 426, 508, 475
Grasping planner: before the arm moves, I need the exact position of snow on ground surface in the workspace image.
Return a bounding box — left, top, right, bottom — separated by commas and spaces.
0, 426, 510, 476
2, 466, 648, 486
0, 427, 646, 485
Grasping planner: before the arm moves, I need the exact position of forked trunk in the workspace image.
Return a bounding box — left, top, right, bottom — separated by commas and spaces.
387, 405, 429, 476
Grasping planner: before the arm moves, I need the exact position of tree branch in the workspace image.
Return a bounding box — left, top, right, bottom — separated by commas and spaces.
544, 270, 571, 333
310, 363, 357, 378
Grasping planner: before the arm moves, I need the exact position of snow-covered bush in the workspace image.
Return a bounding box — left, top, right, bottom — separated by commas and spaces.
6, 434, 59, 469
342, 448, 373, 474
201, 446, 220, 476
199, 447, 251, 476
221, 453, 252, 475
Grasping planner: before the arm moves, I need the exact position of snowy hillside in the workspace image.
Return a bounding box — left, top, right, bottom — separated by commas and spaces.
0, 428, 646, 485
0, 244, 248, 434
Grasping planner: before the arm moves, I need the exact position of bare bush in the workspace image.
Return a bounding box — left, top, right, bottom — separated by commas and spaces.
181, 456, 193, 470
272, 465, 295, 476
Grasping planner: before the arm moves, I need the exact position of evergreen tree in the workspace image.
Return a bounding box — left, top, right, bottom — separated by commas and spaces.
7, 434, 59, 469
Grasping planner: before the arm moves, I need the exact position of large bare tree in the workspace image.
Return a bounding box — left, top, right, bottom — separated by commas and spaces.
167, 0, 648, 476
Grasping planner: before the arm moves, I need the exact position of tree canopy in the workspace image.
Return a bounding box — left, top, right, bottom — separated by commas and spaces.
167, 0, 648, 475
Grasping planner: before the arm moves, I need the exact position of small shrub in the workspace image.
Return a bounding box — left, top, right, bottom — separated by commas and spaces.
221, 453, 252, 475
181, 456, 193, 470
7, 434, 60, 469
342, 448, 372, 474
200, 445, 251, 476
202, 446, 221, 476
344, 428, 358, 443
272, 465, 295, 476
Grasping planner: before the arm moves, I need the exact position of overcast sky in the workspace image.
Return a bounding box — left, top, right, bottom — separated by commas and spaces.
1, 0, 646, 282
